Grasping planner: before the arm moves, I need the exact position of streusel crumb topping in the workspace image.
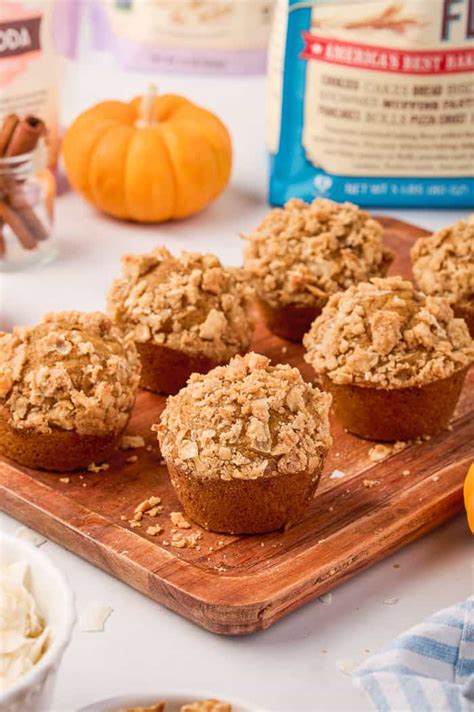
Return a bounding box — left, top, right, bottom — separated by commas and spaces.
0, 311, 140, 435
411, 216, 474, 308
180, 701, 231, 712
107, 247, 253, 362
304, 277, 473, 388
155, 352, 332, 481
243, 198, 393, 308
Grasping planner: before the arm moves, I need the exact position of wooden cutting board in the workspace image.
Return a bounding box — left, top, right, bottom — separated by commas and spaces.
1, 217, 472, 635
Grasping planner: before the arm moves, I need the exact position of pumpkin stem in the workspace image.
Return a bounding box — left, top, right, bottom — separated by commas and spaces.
137, 84, 157, 128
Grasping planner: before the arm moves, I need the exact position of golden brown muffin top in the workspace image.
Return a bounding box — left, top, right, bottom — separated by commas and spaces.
107, 247, 253, 363
0, 311, 140, 436
154, 352, 332, 482
411, 216, 474, 309
304, 276, 473, 389
243, 198, 393, 308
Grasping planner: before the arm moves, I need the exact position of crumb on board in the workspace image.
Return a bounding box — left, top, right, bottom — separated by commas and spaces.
170, 511, 192, 529
78, 603, 113, 632
368, 441, 407, 462
148, 505, 163, 517
171, 531, 202, 549
126, 455, 138, 464
120, 435, 145, 450
402, 469, 410, 476
129, 520, 141, 528
59, 477, 70, 484
432, 475, 440, 482
87, 462, 109, 473
383, 597, 399, 605
363, 479, 379, 489
134, 496, 161, 515
146, 525, 163, 536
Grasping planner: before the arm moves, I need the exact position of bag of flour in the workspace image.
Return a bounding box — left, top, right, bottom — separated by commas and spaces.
268, 0, 474, 207
89, 0, 275, 74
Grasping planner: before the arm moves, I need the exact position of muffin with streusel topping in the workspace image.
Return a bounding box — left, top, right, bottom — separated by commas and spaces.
108, 248, 253, 395
243, 197, 393, 341
154, 352, 332, 534
411, 216, 474, 337
0, 311, 140, 471
304, 276, 473, 441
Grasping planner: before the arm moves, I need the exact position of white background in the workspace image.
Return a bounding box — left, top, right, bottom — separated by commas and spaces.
1, 30, 473, 712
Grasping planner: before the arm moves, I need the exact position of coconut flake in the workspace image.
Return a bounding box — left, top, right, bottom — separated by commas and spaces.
15, 527, 47, 548
319, 592, 333, 605
78, 603, 113, 632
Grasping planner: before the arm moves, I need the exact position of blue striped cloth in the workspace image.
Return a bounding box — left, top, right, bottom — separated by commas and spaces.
353, 597, 474, 711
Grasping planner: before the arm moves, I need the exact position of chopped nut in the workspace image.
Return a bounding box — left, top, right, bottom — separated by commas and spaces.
129, 520, 141, 528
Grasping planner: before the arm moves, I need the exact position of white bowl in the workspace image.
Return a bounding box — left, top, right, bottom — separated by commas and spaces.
78, 691, 269, 712
0, 533, 75, 712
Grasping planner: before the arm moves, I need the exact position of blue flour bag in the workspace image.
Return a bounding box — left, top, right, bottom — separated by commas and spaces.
268, 0, 474, 208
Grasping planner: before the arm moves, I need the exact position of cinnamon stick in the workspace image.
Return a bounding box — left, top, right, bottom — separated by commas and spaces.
0, 114, 19, 156
5, 116, 45, 157
0, 201, 38, 250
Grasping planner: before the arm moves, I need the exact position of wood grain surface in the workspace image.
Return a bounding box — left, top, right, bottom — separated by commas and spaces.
1, 217, 472, 635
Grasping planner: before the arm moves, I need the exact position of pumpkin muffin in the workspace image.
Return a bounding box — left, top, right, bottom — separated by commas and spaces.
0, 311, 140, 471
411, 216, 474, 337
107, 247, 253, 395
304, 276, 473, 441
154, 352, 332, 534
243, 197, 393, 341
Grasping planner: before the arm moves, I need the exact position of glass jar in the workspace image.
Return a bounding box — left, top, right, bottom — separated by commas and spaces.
0, 148, 56, 272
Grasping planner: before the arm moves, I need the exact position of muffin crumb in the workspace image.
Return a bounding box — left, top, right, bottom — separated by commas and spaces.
87, 462, 109, 473
170, 511, 192, 529
120, 435, 145, 450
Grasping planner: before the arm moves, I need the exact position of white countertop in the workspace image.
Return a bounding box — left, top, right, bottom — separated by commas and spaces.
1, 52, 472, 712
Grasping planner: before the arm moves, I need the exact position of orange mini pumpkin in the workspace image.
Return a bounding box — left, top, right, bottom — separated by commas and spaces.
62, 88, 232, 222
